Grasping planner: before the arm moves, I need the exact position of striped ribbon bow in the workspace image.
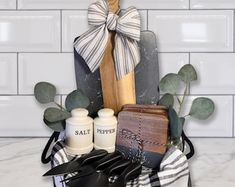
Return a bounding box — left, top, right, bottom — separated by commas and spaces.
74, 0, 141, 80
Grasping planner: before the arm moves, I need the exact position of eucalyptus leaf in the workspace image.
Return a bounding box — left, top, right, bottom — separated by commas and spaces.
168, 106, 183, 140
189, 97, 215, 120
178, 64, 197, 83
65, 90, 90, 112
34, 82, 56, 104
43, 118, 65, 132
44, 107, 71, 123
159, 73, 181, 94
158, 93, 174, 108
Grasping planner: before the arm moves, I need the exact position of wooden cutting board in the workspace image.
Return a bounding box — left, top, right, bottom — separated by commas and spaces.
100, 0, 136, 114
74, 31, 160, 117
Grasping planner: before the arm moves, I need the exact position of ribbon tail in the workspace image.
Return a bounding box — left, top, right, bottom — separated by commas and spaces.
74, 25, 109, 73
114, 34, 140, 80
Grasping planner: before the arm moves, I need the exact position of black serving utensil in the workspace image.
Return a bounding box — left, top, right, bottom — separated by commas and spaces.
67, 159, 131, 187
109, 162, 142, 187
64, 151, 123, 183
43, 149, 108, 176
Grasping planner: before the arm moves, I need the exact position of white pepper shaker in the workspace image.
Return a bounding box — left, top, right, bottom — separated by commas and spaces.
94, 108, 117, 153
65, 108, 93, 155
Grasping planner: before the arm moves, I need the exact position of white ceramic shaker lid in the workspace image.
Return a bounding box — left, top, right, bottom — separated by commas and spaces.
98, 108, 114, 117
66, 108, 92, 125
72, 108, 89, 117
94, 108, 117, 126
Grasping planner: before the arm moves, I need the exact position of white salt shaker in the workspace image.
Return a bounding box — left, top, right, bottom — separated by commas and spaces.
94, 108, 117, 153
65, 108, 93, 155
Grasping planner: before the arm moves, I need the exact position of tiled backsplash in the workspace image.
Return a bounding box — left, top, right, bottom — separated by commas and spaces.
0, 0, 234, 137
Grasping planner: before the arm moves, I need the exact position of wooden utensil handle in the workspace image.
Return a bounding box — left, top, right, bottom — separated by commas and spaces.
100, 0, 136, 114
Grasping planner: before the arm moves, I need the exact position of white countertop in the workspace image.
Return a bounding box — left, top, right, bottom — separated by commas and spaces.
0, 138, 234, 187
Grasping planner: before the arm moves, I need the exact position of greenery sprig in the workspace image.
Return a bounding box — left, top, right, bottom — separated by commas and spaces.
34, 82, 90, 132
158, 64, 215, 144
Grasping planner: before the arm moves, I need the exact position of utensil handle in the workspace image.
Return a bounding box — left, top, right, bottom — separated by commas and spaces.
80, 149, 108, 166
94, 152, 122, 170
100, 0, 136, 114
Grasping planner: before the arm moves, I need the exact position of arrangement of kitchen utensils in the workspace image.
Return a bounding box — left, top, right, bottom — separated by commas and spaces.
44, 150, 142, 187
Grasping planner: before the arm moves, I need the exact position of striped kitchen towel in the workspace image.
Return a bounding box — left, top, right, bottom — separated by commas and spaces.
51, 140, 190, 187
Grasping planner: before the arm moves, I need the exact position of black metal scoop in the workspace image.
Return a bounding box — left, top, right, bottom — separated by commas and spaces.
43, 149, 108, 176
63, 151, 123, 182
66, 159, 132, 187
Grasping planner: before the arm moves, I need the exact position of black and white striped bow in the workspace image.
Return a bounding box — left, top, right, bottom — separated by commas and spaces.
74, 0, 141, 80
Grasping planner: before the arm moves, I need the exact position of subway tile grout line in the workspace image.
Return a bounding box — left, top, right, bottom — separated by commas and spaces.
0, 94, 63, 96
188, 52, 191, 95
233, 10, 235, 53
0, 52, 73, 54
158, 51, 235, 53
2, 51, 235, 54
1, 52, 235, 54
233, 96, 235, 137
7, 8, 235, 11
146, 10, 149, 30
60, 10, 63, 53
139, 9, 235, 11
0, 9, 65, 12
16, 52, 19, 95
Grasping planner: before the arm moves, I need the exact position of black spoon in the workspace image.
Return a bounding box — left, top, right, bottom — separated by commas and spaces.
43, 149, 108, 176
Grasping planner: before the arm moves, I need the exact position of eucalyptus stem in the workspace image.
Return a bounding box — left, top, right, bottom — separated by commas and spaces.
178, 84, 188, 116
183, 114, 190, 118
54, 102, 67, 111
176, 96, 181, 105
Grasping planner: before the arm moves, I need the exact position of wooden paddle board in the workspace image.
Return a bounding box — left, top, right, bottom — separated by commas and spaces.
99, 0, 136, 114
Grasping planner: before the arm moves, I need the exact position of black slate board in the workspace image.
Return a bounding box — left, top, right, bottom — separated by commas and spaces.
74, 31, 160, 117
135, 30, 160, 104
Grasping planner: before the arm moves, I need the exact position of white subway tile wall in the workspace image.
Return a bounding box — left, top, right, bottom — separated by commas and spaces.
0, 11, 61, 52
18, 0, 189, 10
190, 53, 235, 94
0, 54, 17, 94
62, 10, 147, 52
148, 11, 233, 52
0, 96, 59, 136
158, 53, 189, 79
0, 0, 16, 9
18, 53, 76, 94
18, 0, 95, 9
0, 0, 234, 137
191, 0, 235, 9
62, 11, 88, 52
183, 96, 233, 137
121, 0, 189, 9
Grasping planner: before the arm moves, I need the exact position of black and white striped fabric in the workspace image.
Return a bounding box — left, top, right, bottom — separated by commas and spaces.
51, 139, 190, 187
74, 0, 141, 80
